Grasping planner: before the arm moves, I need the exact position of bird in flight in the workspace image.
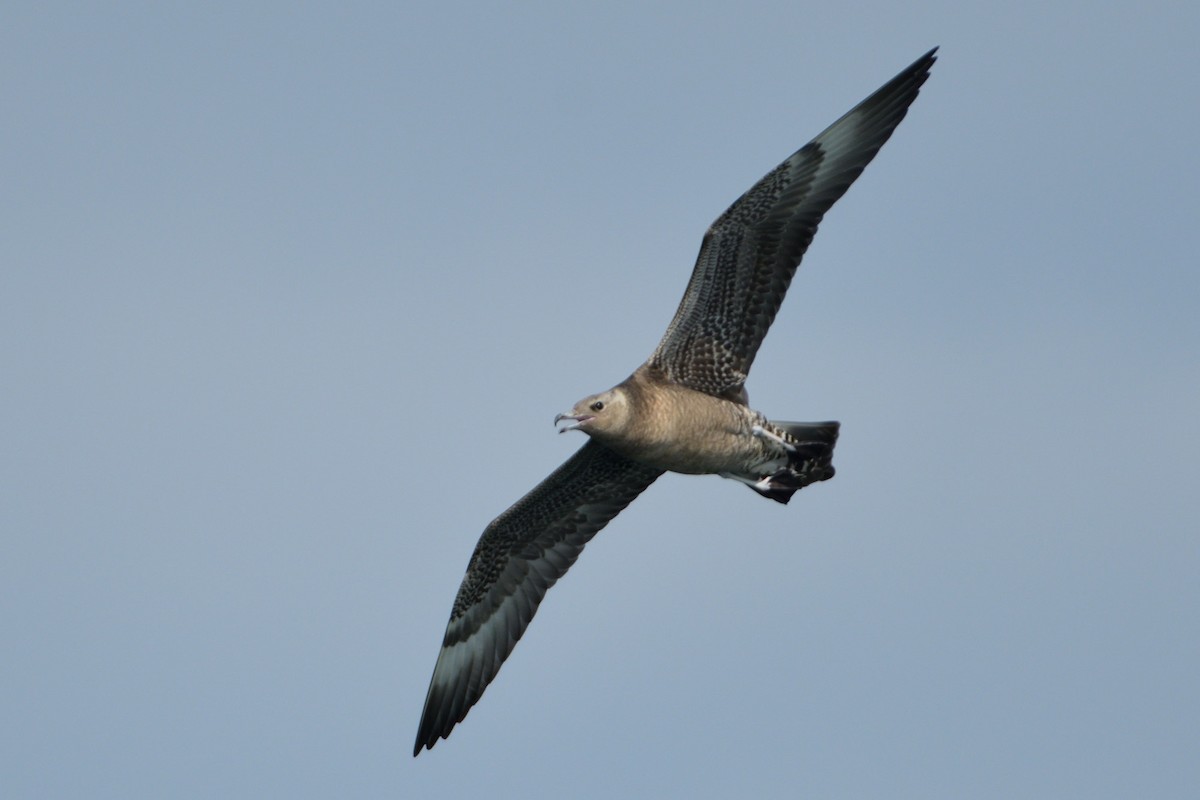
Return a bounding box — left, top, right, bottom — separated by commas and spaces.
414, 48, 936, 755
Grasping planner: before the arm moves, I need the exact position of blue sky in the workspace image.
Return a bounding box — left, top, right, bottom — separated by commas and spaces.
3, 2, 1198, 798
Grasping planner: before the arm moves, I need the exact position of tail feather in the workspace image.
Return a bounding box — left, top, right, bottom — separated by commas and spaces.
771, 420, 840, 449
750, 420, 839, 504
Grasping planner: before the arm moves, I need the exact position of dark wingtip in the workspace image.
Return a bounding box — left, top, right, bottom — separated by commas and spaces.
412, 685, 446, 757
887, 47, 938, 99
413, 686, 458, 757
413, 721, 444, 757
413, 725, 430, 757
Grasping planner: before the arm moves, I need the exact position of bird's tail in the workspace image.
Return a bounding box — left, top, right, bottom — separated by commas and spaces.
753, 420, 839, 504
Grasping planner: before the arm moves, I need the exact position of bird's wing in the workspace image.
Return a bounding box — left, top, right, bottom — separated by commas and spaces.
414, 440, 663, 754
648, 48, 936, 399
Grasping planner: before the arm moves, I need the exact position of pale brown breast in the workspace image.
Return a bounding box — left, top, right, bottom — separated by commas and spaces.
606, 377, 764, 475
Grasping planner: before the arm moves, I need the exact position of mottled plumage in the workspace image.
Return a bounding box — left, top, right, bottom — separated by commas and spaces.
417, 441, 661, 749
415, 48, 936, 755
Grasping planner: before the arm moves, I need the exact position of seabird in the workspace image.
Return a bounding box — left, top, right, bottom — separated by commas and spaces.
414, 48, 936, 755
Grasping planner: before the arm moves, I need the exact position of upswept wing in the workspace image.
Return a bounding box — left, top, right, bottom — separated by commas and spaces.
649, 48, 937, 398
414, 441, 662, 754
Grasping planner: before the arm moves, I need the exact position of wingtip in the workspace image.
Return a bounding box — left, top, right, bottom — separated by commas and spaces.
909, 47, 938, 76
413, 700, 452, 757
918, 46, 939, 73
900, 47, 938, 79
413, 722, 443, 757
413, 725, 429, 757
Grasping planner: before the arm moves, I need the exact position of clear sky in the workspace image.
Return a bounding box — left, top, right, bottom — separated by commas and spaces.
3, 2, 1198, 798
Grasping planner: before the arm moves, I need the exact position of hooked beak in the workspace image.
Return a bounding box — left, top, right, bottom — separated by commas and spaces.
554, 412, 593, 434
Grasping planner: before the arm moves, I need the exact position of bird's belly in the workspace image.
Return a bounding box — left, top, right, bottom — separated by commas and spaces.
616, 425, 762, 476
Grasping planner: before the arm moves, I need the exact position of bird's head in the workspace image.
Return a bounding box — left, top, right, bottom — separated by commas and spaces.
554, 387, 632, 440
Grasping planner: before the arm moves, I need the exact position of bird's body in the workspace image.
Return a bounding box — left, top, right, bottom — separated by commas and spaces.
571, 369, 763, 474
559, 366, 837, 498
414, 48, 937, 755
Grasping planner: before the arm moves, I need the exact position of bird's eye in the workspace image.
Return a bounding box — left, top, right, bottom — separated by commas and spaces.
590, 401, 604, 412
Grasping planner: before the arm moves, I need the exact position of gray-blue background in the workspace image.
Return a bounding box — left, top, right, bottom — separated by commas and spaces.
4, 2, 1197, 797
